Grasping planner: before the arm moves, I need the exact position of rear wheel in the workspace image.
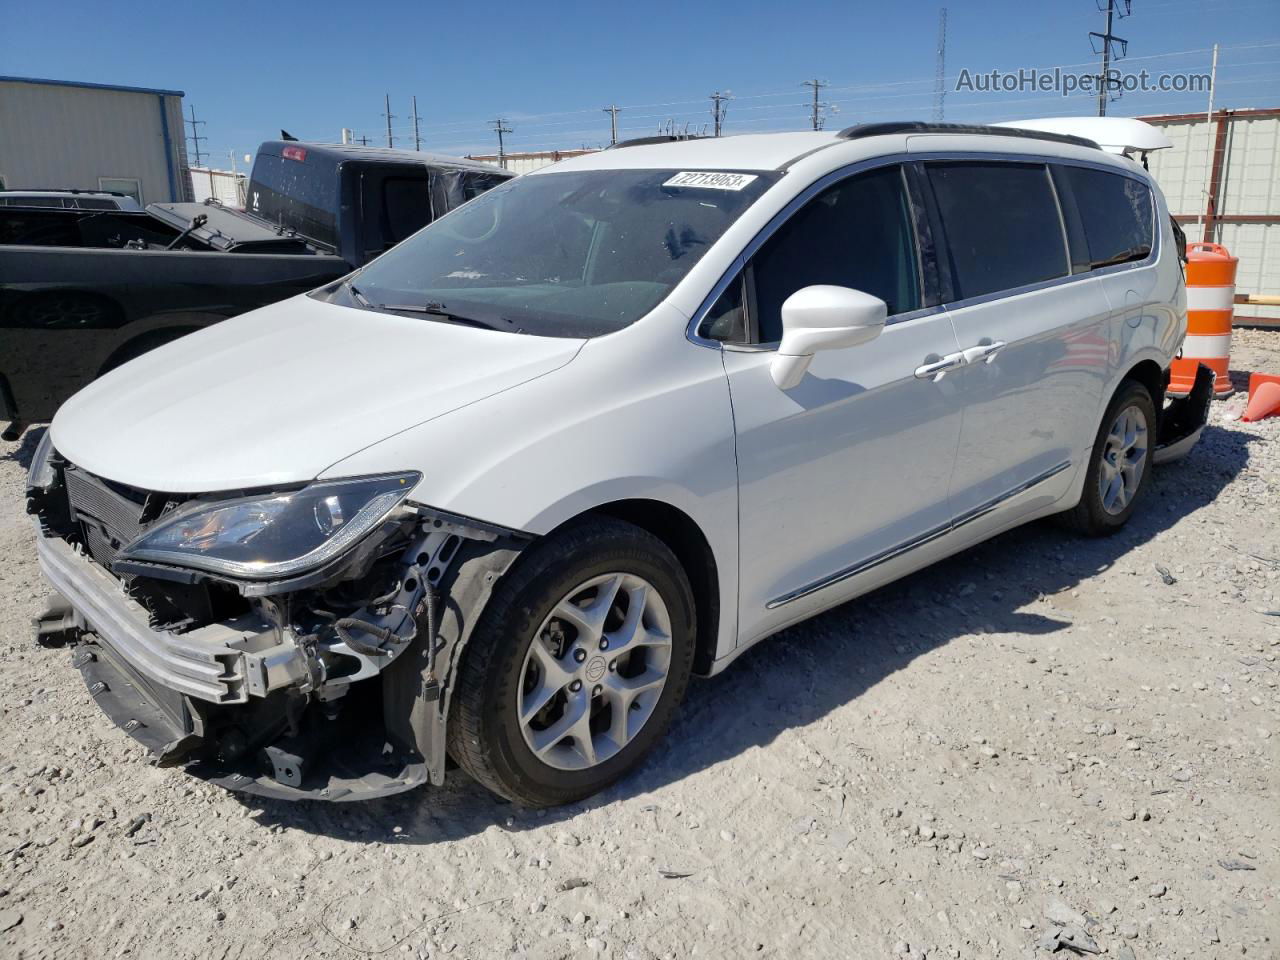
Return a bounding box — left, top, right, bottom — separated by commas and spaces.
447, 517, 695, 806
1061, 380, 1156, 536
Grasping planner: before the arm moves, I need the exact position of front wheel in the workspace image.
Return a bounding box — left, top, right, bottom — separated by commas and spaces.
447, 517, 696, 806
1061, 380, 1156, 536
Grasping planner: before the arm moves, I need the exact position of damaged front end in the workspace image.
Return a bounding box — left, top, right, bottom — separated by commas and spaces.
26, 439, 526, 801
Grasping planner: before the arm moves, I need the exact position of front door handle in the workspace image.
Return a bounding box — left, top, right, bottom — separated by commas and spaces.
961, 339, 1007, 365
914, 351, 967, 382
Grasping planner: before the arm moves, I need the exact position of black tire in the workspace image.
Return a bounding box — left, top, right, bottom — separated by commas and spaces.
1060, 379, 1157, 536
447, 516, 696, 806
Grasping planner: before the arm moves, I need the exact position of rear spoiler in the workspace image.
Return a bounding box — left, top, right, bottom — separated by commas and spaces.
994, 117, 1173, 162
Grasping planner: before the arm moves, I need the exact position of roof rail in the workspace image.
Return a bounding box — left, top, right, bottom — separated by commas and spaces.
836, 121, 1099, 151
608, 134, 711, 150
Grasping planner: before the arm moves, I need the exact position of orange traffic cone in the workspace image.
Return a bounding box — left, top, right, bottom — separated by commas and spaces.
1242, 380, 1280, 422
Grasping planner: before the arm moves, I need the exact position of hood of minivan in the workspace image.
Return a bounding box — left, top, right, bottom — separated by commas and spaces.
51, 295, 585, 492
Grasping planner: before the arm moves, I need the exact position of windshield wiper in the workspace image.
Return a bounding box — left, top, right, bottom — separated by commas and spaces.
343, 278, 372, 307
341, 283, 512, 332
376, 300, 510, 332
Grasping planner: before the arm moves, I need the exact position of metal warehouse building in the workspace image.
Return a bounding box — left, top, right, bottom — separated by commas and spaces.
0, 75, 193, 205
1142, 107, 1280, 324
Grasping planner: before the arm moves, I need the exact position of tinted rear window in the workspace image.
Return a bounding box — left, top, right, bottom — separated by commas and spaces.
1058, 166, 1154, 270
927, 162, 1068, 300
247, 152, 340, 247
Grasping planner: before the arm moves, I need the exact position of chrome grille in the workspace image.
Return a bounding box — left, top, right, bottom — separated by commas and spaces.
64, 466, 147, 567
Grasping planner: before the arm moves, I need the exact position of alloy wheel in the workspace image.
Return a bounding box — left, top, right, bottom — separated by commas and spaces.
1098, 404, 1149, 515
517, 572, 672, 771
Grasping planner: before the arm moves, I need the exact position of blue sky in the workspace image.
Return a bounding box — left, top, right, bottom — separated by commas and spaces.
4, 0, 1278, 164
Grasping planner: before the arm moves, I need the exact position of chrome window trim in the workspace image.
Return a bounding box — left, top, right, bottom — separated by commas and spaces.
766, 459, 1072, 609
686, 149, 1161, 350
686, 152, 919, 349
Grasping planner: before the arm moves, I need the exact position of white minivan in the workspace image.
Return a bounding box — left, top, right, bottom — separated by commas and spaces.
28, 120, 1210, 805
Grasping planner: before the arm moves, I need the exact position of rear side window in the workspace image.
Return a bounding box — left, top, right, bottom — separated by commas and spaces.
750, 165, 921, 342
1057, 166, 1153, 270
381, 177, 432, 245
927, 162, 1068, 300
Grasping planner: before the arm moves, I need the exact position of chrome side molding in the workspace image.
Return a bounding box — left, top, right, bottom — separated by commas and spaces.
766, 460, 1072, 609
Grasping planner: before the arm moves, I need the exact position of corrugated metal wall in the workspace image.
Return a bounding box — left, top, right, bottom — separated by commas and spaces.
1144, 109, 1280, 321
189, 167, 246, 207
0, 79, 193, 203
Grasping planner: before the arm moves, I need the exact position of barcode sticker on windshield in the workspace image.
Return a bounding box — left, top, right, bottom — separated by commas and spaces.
663, 171, 758, 191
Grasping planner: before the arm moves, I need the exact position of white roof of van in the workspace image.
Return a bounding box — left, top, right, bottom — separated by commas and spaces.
535, 132, 841, 174
534, 120, 1164, 176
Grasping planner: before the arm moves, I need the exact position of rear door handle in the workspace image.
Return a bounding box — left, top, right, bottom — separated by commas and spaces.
961, 340, 1007, 364
914, 351, 967, 382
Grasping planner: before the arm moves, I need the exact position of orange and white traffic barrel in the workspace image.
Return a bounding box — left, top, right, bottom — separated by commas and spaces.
1170, 242, 1237, 396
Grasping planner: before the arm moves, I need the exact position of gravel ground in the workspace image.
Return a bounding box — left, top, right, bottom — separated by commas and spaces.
1, 330, 1277, 960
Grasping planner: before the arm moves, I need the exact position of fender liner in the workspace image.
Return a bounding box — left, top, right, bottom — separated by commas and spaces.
381, 534, 526, 786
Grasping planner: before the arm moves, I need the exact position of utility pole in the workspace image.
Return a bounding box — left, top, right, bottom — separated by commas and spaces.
603, 104, 620, 145
1197, 43, 1220, 239
358, 134, 369, 146
1091, 0, 1130, 117
933, 7, 948, 122
801, 79, 829, 131
382, 94, 396, 148
491, 118, 513, 168
411, 96, 423, 151
709, 90, 731, 137
185, 104, 207, 167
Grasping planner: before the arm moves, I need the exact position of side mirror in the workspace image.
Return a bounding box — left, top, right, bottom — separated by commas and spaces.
770, 285, 888, 389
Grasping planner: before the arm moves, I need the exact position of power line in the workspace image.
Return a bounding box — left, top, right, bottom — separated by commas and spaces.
1091, 0, 1132, 116
363, 39, 1279, 143
185, 104, 207, 167
801, 79, 830, 130
491, 118, 513, 167
603, 104, 620, 145
710, 90, 732, 136
934, 7, 948, 122
318, 38, 1279, 152
383, 93, 396, 148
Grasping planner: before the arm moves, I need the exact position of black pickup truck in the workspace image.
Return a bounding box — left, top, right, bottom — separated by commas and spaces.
0, 141, 512, 437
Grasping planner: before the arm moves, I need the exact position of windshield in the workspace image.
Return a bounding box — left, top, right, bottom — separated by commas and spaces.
346, 168, 779, 337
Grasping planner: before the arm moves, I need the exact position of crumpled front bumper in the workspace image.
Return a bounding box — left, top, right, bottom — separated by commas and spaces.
35, 533, 309, 705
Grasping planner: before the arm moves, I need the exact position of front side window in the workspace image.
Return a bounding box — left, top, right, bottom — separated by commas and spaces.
1058, 166, 1154, 270
350, 169, 778, 338
927, 161, 1068, 300
749, 165, 921, 343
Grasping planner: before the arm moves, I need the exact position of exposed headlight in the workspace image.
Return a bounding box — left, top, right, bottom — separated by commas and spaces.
27, 428, 56, 490
118, 473, 420, 580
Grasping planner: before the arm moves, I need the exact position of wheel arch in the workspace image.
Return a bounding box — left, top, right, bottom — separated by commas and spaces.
563, 498, 722, 676
96, 321, 210, 376
1121, 357, 1166, 409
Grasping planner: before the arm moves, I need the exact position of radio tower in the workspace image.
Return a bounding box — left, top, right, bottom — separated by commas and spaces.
933, 8, 948, 123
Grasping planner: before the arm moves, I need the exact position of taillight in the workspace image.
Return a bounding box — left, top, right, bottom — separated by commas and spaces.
282, 146, 307, 163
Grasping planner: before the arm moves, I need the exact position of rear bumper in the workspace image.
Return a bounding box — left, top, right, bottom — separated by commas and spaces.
1154, 363, 1215, 465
